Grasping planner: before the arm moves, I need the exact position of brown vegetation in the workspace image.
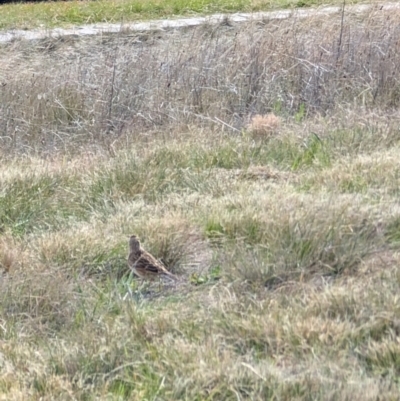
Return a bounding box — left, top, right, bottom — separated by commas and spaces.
1, 5, 400, 400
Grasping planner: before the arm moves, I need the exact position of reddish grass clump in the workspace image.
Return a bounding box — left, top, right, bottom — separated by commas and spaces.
246, 113, 281, 138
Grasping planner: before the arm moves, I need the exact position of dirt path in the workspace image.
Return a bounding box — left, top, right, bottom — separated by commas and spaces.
0, 1, 398, 43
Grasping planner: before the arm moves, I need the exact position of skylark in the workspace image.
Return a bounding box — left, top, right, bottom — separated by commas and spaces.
128, 235, 177, 281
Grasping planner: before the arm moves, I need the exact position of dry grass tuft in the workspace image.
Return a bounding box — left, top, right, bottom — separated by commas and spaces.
246, 113, 281, 139
0, 239, 18, 275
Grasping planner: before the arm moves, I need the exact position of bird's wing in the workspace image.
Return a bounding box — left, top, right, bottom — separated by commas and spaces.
128, 250, 141, 265
135, 256, 165, 274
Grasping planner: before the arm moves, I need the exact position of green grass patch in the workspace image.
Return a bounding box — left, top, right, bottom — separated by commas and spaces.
0, 0, 367, 30
0, 174, 89, 236
212, 210, 382, 285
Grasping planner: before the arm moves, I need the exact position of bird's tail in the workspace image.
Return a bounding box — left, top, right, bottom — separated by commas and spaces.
162, 271, 179, 281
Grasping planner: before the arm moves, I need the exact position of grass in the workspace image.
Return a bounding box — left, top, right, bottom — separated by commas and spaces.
2, 5, 400, 401
0, 0, 368, 30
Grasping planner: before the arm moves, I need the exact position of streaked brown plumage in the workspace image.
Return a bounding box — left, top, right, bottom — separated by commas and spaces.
128, 235, 177, 281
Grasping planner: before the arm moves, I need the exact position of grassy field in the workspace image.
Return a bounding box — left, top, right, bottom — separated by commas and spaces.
1, 5, 400, 401
0, 0, 367, 30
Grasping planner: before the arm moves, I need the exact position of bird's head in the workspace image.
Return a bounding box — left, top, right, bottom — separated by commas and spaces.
129, 235, 141, 252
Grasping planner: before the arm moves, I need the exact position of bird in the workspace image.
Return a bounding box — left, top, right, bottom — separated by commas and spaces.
128, 235, 177, 281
